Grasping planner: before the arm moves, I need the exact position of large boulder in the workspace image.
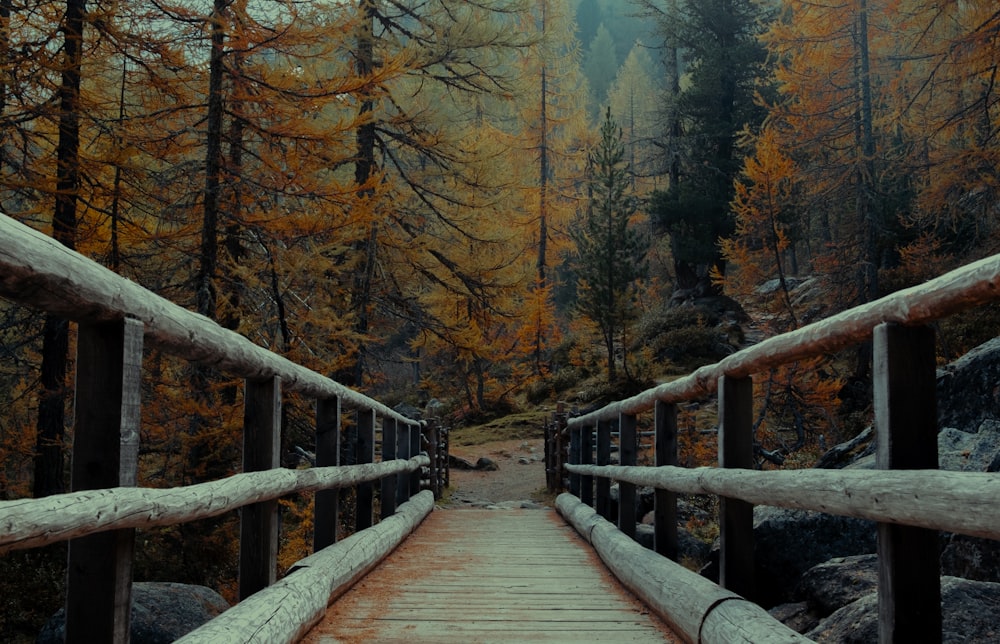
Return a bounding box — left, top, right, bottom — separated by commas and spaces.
936, 337, 1000, 432
795, 554, 879, 616
806, 577, 1000, 643
38, 582, 229, 644
748, 507, 876, 609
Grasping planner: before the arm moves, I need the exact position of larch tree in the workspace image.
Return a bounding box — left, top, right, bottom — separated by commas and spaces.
571, 108, 648, 383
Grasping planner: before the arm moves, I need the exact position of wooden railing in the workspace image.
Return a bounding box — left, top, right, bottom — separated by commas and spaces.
555, 253, 1000, 644
0, 214, 447, 643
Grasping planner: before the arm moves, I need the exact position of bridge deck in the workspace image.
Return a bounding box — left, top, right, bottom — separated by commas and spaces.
302, 507, 678, 643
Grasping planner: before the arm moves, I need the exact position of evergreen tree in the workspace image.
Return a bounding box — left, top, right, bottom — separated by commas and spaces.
571, 108, 648, 382
583, 24, 618, 116
647, 0, 772, 294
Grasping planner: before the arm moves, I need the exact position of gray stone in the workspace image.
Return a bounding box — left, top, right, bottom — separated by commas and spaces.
750, 506, 877, 608
768, 601, 820, 634
806, 577, 1000, 643
936, 337, 1000, 432
38, 582, 229, 644
796, 554, 878, 616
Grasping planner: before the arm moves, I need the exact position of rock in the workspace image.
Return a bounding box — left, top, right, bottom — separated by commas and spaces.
517, 456, 531, 465
38, 582, 229, 644
941, 533, 1000, 583
796, 554, 878, 616
936, 337, 1000, 432
938, 420, 1000, 472
806, 577, 1000, 643
633, 525, 712, 568
475, 457, 498, 471
749, 506, 877, 608
768, 601, 820, 634
449, 454, 477, 470
393, 402, 422, 421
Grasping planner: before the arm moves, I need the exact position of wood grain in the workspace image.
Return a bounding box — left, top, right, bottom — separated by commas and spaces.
302, 507, 680, 643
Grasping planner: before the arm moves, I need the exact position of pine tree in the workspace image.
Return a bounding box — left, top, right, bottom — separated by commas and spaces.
571, 108, 648, 382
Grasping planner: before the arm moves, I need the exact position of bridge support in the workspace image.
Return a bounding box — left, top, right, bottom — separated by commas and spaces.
239, 375, 281, 600
314, 397, 341, 549
718, 375, 754, 601
874, 323, 941, 643
381, 417, 398, 518
654, 400, 678, 560
356, 409, 376, 530
65, 318, 143, 644
595, 419, 613, 521
618, 413, 637, 540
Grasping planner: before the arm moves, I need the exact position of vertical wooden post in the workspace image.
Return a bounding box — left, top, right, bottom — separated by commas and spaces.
654, 400, 678, 559
580, 422, 594, 506
66, 318, 143, 644
427, 420, 440, 498
544, 417, 554, 491
396, 420, 410, 506
718, 375, 754, 601
409, 423, 421, 496
356, 409, 376, 529
239, 375, 281, 600
569, 425, 581, 497
618, 413, 637, 539
595, 419, 613, 521
874, 323, 941, 643
314, 397, 340, 550
381, 417, 398, 519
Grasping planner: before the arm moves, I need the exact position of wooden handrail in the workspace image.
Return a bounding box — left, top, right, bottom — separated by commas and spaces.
564, 464, 1000, 540
568, 252, 1000, 427
0, 456, 429, 554
0, 214, 418, 427
557, 253, 1000, 643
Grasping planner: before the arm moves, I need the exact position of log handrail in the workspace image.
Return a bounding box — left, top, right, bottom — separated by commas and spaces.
567, 253, 1000, 428
556, 252, 1000, 644
563, 464, 1000, 540
0, 456, 429, 554
0, 214, 418, 427
0, 212, 447, 642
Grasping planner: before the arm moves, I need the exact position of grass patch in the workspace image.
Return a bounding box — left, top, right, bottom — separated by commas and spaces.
449, 410, 549, 446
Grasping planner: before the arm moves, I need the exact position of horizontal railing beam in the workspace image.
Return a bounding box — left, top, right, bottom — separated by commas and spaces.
568, 252, 1000, 428
0, 214, 419, 428
564, 464, 1000, 541
0, 456, 429, 553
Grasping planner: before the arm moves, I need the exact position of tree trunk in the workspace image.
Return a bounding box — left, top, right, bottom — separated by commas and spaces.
33, 0, 85, 498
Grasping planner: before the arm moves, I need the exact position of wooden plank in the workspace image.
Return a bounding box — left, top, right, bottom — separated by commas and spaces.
718, 374, 754, 601
396, 420, 410, 506
65, 318, 143, 644
409, 424, 421, 496
569, 426, 581, 497
873, 323, 941, 643
314, 397, 340, 549
618, 413, 637, 539
302, 509, 678, 643
654, 400, 677, 560
240, 375, 281, 600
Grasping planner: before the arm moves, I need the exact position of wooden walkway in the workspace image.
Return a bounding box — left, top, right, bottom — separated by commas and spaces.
302, 507, 678, 643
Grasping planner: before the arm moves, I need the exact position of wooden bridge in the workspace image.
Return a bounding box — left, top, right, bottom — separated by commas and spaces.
1, 211, 999, 643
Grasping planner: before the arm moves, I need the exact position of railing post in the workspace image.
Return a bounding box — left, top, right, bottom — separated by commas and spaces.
65, 318, 143, 644
595, 419, 613, 521
314, 396, 340, 550
410, 423, 421, 496
569, 424, 581, 497
873, 323, 941, 643
618, 413, 637, 540
395, 421, 410, 506
426, 419, 440, 498
381, 417, 398, 519
654, 400, 678, 559
580, 421, 594, 506
239, 375, 281, 600
718, 374, 754, 601
356, 409, 376, 530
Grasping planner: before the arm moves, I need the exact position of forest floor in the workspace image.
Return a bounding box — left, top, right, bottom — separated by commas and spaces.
442, 436, 553, 508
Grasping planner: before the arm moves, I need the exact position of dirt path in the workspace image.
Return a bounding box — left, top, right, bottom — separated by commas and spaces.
444, 438, 549, 508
